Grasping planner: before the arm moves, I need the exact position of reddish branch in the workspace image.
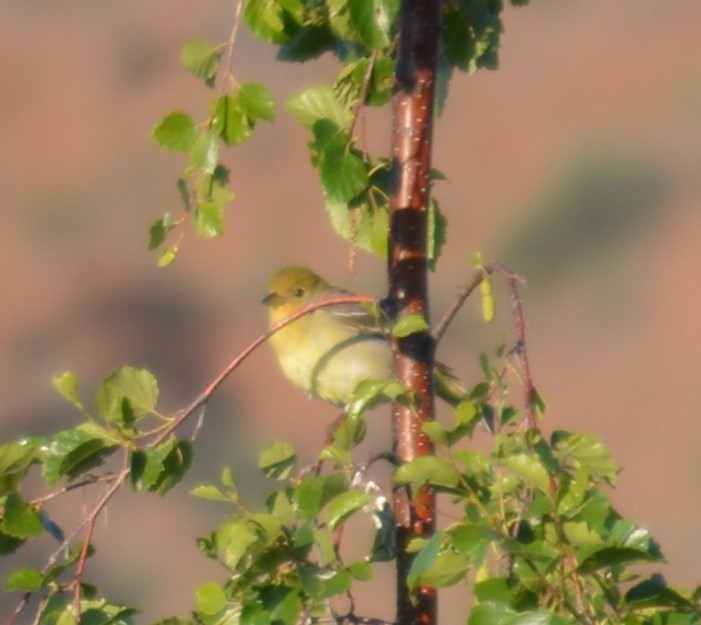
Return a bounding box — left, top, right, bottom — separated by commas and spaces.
492, 262, 537, 429
388, 2, 443, 625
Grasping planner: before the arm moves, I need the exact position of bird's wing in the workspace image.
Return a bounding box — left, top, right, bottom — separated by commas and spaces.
323, 287, 388, 337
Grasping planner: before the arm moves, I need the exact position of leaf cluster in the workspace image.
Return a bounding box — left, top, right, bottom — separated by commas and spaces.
147, 0, 526, 266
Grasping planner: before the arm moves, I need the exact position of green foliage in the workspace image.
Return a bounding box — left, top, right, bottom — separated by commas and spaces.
3, 2, 700, 625
148, 0, 524, 266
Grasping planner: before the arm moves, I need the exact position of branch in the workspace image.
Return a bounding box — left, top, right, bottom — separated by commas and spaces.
432, 265, 492, 342
492, 262, 537, 429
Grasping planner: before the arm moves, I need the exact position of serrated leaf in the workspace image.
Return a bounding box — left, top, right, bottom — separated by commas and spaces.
239, 82, 276, 121
391, 313, 429, 338
320, 144, 368, 203
286, 85, 351, 129
5, 567, 43, 591
2, 493, 44, 539
151, 112, 197, 152
552, 430, 619, 485
324, 490, 372, 530
96, 366, 159, 424
180, 38, 222, 87
258, 440, 296, 479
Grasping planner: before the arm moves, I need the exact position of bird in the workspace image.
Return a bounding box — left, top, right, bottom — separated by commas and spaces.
262, 265, 469, 411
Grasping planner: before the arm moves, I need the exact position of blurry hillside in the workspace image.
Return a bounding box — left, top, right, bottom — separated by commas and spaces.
1, 0, 700, 621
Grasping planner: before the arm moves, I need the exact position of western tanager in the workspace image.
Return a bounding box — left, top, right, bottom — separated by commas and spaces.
263, 265, 468, 409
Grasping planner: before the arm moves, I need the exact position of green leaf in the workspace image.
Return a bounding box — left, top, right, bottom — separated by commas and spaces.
417, 549, 470, 588
194, 201, 224, 238
324, 199, 389, 259
498, 453, 551, 493
407, 531, 442, 591
394, 456, 460, 489
2, 493, 44, 539
151, 112, 197, 152
258, 440, 296, 479
180, 38, 222, 87
552, 430, 619, 485
42, 427, 117, 486
347, 561, 373, 581
294, 476, 325, 520
0, 438, 43, 496
155, 440, 193, 496
215, 519, 260, 570
158, 246, 178, 267
450, 524, 497, 565
190, 484, 228, 501
391, 313, 429, 338
299, 565, 353, 599
52, 371, 83, 409
286, 85, 351, 129
467, 602, 518, 625
96, 366, 159, 425
244, 0, 290, 44
511, 610, 570, 625
319, 143, 368, 204
196, 581, 228, 615
148, 214, 176, 250
348, 0, 399, 50
259, 584, 302, 625
428, 198, 447, 270
577, 545, 663, 574
624, 574, 695, 609
324, 490, 372, 530
239, 82, 276, 121
212, 95, 253, 146
346, 378, 403, 419
5, 567, 43, 591
278, 24, 336, 62
190, 131, 219, 174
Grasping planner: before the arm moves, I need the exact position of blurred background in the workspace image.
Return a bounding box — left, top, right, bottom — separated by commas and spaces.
1, 0, 700, 621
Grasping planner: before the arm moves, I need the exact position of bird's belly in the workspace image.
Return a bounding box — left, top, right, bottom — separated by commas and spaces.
279, 335, 394, 407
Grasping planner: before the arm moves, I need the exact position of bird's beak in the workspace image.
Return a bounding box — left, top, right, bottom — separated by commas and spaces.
262, 292, 281, 306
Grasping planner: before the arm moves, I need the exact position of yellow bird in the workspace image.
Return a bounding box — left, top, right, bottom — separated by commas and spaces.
263, 265, 468, 410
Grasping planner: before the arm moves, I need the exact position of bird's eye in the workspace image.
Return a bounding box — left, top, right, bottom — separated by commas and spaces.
293, 287, 305, 298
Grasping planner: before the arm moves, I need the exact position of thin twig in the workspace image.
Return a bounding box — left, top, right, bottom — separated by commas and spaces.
72, 459, 130, 612
491, 262, 536, 429
432, 265, 492, 343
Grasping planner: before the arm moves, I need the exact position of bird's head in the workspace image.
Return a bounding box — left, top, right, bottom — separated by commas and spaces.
262, 266, 331, 316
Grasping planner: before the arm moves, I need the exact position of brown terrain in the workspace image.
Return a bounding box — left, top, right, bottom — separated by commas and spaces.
1, 0, 700, 622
